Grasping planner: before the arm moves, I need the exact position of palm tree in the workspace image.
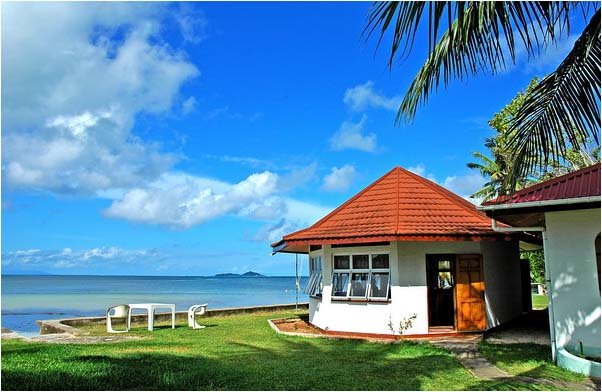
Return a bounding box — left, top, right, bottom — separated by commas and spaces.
467, 149, 506, 201
365, 2, 601, 189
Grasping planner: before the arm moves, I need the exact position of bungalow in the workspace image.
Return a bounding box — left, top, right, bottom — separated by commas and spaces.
272, 167, 528, 336
480, 163, 601, 376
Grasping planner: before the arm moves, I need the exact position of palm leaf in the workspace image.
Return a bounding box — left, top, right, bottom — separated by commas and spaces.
365, 2, 578, 122
505, 10, 601, 187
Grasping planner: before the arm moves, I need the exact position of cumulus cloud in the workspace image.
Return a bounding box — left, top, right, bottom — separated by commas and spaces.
2, 2, 199, 195
330, 115, 378, 152
277, 162, 318, 191
254, 199, 332, 243
322, 165, 356, 192
406, 164, 486, 204
443, 173, 487, 203
343, 81, 401, 112
104, 171, 281, 228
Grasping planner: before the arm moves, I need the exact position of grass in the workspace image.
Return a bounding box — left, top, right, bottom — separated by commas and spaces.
479, 341, 585, 383
1, 309, 575, 390
532, 294, 548, 310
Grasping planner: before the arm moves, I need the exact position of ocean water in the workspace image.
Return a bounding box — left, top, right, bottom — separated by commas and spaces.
1, 275, 308, 335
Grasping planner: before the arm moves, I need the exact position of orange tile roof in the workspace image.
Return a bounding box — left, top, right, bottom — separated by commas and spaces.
272, 167, 510, 251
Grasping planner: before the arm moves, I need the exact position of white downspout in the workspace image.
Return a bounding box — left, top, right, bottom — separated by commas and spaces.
490, 218, 558, 362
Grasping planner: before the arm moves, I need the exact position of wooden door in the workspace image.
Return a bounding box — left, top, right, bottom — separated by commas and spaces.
455, 255, 486, 331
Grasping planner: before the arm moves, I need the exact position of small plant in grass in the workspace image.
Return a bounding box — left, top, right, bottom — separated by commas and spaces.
388, 313, 418, 335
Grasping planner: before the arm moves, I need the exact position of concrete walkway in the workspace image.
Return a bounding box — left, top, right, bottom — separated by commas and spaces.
432, 336, 599, 391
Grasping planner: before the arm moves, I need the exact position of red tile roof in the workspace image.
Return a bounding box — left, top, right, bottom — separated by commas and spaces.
272, 167, 509, 250
482, 163, 601, 206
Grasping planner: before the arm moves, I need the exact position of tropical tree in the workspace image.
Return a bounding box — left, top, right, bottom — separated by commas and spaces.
467, 79, 537, 199
468, 78, 600, 200
365, 2, 601, 189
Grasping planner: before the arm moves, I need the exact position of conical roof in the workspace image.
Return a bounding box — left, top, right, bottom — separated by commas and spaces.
272, 166, 509, 253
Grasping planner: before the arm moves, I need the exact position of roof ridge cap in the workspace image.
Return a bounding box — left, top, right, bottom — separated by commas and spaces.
396, 166, 489, 221
302, 167, 399, 232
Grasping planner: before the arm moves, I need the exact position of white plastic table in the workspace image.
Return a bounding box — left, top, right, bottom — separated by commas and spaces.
128, 303, 176, 331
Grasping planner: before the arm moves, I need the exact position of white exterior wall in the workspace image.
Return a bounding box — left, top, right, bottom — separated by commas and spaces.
308, 240, 522, 335
544, 208, 601, 353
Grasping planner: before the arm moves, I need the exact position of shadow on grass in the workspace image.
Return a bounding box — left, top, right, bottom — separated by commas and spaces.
2, 337, 554, 391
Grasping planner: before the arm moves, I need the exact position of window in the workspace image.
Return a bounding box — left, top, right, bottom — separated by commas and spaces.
369, 272, 390, 299
332, 255, 350, 298
332, 272, 350, 297
305, 256, 323, 296
332, 253, 390, 300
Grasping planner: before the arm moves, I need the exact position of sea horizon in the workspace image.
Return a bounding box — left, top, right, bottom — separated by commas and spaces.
2, 273, 307, 278
2, 274, 309, 335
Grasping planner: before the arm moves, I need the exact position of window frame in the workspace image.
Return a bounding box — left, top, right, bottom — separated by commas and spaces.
306, 255, 323, 297
331, 255, 351, 298
331, 252, 391, 301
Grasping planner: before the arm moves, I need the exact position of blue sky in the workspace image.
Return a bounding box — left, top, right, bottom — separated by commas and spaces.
1, 2, 583, 276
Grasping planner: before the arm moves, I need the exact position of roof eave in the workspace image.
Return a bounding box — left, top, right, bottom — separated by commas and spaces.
479, 196, 601, 212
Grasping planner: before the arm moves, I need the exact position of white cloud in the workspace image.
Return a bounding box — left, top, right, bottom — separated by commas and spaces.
407, 163, 437, 182
343, 81, 401, 112
254, 219, 300, 243
254, 199, 333, 243
2, 246, 287, 275
522, 34, 579, 74
281, 198, 332, 224
406, 164, 486, 204
182, 96, 198, 114
277, 162, 318, 191
443, 173, 487, 203
322, 165, 356, 192
408, 164, 427, 177
103, 169, 332, 231
2, 2, 199, 195
174, 3, 208, 44
104, 171, 281, 228
329, 115, 378, 152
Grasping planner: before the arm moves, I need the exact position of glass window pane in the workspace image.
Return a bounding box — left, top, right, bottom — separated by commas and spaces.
304, 272, 317, 295
352, 255, 369, 269
350, 272, 369, 297
315, 273, 323, 295
438, 260, 451, 270
333, 255, 350, 270
370, 272, 390, 298
332, 272, 349, 296
438, 271, 453, 289
372, 254, 389, 269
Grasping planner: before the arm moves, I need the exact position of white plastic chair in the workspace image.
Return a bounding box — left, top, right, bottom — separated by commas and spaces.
106, 304, 131, 333
188, 304, 208, 329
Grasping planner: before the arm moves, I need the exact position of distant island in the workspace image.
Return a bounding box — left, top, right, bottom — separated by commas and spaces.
214, 271, 265, 278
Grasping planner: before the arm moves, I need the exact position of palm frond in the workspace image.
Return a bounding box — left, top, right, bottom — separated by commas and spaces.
505, 10, 601, 188
364, 2, 579, 122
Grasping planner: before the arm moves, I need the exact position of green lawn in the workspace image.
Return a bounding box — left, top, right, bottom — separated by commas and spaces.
479, 341, 585, 383
532, 294, 548, 310
1, 310, 574, 390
